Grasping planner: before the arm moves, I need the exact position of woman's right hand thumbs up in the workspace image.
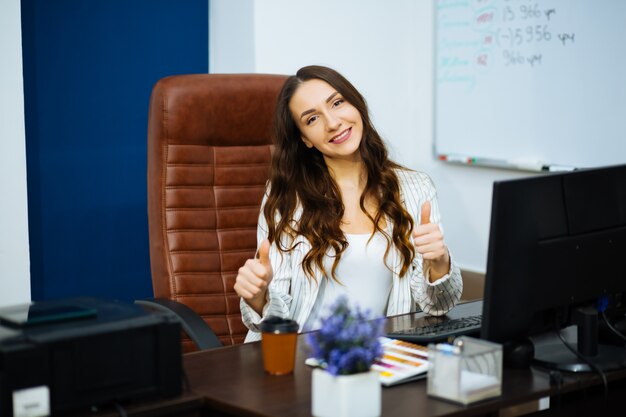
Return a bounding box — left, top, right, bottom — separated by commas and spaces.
234, 239, 274, 314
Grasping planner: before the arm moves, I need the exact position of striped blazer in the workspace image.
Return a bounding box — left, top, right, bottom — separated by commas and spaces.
240, 169, 463, 342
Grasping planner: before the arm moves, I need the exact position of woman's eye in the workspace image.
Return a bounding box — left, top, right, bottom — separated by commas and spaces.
306, 115, 318, 125
332, 99, 344, 107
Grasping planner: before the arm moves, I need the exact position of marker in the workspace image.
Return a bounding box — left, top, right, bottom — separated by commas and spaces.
512, 161, 544, 172
438, 154, 473, 164
471, 157, 514, 170
546, 165, 576, 172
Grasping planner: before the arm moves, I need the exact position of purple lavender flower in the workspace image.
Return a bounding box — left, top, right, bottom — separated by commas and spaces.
306, 296, 384, 375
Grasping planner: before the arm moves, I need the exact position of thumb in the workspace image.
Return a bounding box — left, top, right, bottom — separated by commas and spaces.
420, 201, 431, 225
257, 239, 271, 267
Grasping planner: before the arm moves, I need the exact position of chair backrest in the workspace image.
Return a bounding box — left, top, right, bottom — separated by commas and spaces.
147, 74, 287, 350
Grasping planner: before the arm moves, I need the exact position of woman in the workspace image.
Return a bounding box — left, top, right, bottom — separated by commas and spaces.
234, 65, 462, 342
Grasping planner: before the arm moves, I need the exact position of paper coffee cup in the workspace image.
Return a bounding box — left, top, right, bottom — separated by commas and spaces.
260, 316, 299, 375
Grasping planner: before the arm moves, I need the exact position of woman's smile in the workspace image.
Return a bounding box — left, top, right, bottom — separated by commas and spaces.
330, 127, 352, 144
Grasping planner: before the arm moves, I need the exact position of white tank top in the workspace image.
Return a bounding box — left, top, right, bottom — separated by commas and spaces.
304, 232, 393, 331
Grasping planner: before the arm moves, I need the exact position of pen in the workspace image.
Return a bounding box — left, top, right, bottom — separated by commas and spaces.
435, 343, 461, 355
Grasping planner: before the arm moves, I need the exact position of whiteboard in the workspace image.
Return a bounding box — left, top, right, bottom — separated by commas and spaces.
434, 0, 626, 171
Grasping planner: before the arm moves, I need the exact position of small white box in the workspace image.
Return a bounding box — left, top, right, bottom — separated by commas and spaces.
427, 336, 502, 405
12, 385, 50, 417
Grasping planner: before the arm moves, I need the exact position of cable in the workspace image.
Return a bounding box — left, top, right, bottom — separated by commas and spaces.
601, 310, 626, 343
555, 330, 609, 403
113, 402, 128, 417
181, 366, 192, 393
548, 370, 563, 411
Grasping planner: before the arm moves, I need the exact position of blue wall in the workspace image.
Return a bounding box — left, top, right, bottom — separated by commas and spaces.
21, 0, 209, 302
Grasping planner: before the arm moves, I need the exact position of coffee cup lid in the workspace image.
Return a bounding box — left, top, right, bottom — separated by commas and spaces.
260, 316, 299, 334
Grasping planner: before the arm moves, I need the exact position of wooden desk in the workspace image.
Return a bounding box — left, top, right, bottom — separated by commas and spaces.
183, 301, 626, 416
60, 392, 206, 417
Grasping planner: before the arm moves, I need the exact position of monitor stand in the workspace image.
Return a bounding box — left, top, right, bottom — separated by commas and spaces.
532, 325, 626, 373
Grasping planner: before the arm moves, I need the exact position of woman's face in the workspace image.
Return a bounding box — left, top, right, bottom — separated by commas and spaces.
289, 79, 363, 162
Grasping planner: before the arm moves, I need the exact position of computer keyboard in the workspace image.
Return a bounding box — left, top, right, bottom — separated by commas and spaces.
385, 315, 482, 344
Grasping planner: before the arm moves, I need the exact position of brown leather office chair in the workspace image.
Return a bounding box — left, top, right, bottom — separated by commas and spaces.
145, 73, 287, 352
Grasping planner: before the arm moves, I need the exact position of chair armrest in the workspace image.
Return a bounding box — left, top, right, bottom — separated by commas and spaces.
135, 298, 223, 350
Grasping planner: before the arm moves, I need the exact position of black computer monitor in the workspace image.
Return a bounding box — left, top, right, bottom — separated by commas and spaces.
480, 164, 626, 372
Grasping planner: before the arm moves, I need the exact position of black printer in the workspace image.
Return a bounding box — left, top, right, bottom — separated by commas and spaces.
0, 297, 182, 415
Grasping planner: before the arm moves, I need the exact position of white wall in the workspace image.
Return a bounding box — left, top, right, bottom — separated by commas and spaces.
210, 0, 531, 273
209, 0, 256, 73
0, 0, 31, 306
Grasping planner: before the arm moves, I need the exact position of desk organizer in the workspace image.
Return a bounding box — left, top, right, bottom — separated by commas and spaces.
427, 336, 502, 404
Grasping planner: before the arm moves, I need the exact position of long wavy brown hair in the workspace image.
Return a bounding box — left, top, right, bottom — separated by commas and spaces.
264, 65, 415, 281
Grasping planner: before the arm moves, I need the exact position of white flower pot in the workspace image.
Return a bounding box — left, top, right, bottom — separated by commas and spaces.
311, 368, 381, 417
